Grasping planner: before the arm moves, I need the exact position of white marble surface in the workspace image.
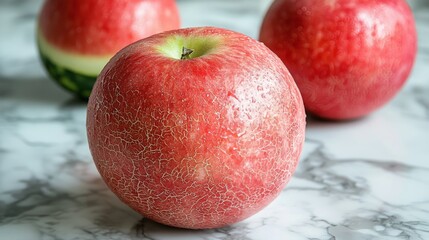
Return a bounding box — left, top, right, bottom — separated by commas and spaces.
1, 0, 429, 239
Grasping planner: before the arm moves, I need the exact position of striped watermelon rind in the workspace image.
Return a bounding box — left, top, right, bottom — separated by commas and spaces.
38, 49, 96, 99
37, 31, 112, 99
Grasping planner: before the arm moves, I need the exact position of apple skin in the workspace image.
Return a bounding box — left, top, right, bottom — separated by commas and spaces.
259, 0, 417, 120
39, 0, 180, 55
87, 27, 306, 229
37, 0, 180, 98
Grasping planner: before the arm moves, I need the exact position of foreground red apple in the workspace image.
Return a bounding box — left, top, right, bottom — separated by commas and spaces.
86, 27, 306, 229
259, 0, 417, 120
37, 0, 180, 98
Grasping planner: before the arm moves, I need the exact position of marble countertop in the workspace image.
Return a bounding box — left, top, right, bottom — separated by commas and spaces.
1, 0, 428, 239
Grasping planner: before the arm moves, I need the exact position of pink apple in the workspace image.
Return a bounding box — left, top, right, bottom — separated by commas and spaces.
86, 27, 306, 229
37, 0, 180, 98
259, 0, 417, 120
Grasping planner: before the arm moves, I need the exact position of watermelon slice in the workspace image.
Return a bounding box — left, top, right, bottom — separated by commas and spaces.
37, 0, 180, 99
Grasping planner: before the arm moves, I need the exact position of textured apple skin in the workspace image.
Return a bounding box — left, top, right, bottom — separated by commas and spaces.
39, 0, 180, 55
87, 27, 306, 229
259, 0, 417, 120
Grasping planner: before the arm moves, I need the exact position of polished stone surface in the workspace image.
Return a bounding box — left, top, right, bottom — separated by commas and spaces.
1, 0, 428, 239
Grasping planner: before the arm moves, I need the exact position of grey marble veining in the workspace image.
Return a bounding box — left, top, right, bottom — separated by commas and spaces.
1, 0, 429, 239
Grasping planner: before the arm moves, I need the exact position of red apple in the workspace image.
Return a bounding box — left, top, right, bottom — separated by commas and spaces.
259, 0, 417, 120
86, 27, 306, 229
37, 0, 180, 98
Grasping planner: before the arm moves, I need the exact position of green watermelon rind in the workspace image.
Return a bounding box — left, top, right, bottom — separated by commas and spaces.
38, 45, 98, 100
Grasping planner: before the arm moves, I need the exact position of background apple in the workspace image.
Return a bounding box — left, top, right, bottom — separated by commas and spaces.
37, 0, 180, 99
259, 0, 417, 120
86, 27, 306, 229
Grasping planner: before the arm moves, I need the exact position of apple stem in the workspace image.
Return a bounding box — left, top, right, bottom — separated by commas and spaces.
181, 47, 194, 60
